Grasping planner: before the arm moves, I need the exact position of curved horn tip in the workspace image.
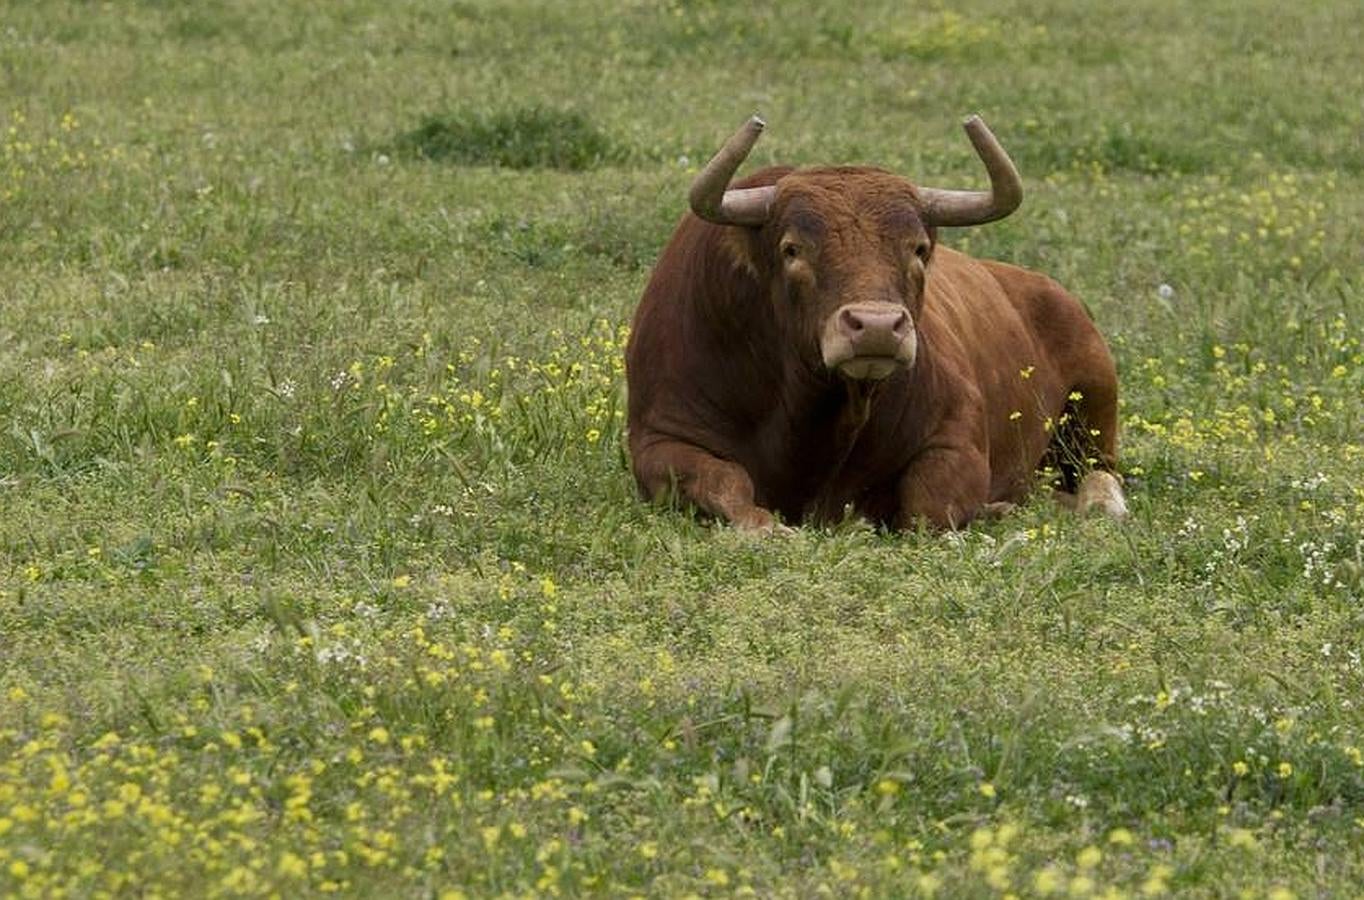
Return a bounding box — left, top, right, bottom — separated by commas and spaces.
737, 116, 766, 141
961, 114, 993, 137
726, 116, 766, 154
688, 116, 775, 226
916, 114, 1023, 227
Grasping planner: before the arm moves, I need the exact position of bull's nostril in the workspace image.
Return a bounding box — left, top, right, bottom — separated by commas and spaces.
841, 309, 864, 332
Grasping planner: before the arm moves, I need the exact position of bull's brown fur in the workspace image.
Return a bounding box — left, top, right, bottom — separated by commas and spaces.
626, 164, 1120, 530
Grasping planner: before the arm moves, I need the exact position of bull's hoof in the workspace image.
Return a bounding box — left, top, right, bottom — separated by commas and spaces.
979, 501, 1017, 520
1075, 471, 1128, 520
731, 507, 794, 536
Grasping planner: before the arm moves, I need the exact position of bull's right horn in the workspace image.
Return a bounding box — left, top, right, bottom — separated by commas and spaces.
688, 115, 777, 227
916, 115, 1024, 228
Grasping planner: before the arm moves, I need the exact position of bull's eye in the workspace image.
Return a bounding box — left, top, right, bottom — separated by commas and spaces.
781, 242, 800, 261
914, 242, 932, 263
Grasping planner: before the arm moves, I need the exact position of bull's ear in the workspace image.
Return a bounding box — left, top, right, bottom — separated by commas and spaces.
719, 226, 761, 279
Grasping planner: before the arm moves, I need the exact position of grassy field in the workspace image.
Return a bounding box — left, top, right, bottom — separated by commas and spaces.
2, 0, 1363, 896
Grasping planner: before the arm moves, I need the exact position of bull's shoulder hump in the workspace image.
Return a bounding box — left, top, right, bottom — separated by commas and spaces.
924, 248, 1013, 307
974, 258, 1097, 325
973, 257, 1063, 293
971, 256, 1096, 316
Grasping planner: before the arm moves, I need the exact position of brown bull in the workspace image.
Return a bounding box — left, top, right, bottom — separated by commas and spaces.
625, 115, 1126, 530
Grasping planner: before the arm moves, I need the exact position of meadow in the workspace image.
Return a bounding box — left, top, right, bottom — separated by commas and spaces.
2, 0, 1362, 896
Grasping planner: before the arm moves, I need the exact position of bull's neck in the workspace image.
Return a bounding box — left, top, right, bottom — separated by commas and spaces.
793, 338, 939, 522
690, 274, 791, 397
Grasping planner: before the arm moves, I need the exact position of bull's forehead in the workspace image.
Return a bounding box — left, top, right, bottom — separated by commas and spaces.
772, 167, 926, 232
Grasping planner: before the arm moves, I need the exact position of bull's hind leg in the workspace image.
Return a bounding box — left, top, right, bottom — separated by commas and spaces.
1046, 376, 1127, 519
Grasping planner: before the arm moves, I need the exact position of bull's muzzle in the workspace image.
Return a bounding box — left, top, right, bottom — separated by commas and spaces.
821, 303, 918, 380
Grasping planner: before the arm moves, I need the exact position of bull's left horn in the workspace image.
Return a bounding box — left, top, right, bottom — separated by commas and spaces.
688, 115, 777, 227
917, 115, 1023, 228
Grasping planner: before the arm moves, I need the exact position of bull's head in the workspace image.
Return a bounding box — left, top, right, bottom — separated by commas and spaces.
689, 115, 1022, 381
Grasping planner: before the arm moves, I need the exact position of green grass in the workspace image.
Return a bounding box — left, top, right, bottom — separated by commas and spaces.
2, 0, 1363, 896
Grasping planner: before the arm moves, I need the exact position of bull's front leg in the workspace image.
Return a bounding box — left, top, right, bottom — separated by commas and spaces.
896, 444, 992, 530
631, 437, 781, 532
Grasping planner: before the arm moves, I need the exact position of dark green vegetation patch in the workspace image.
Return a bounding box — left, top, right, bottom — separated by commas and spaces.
393, 107, 627, 171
